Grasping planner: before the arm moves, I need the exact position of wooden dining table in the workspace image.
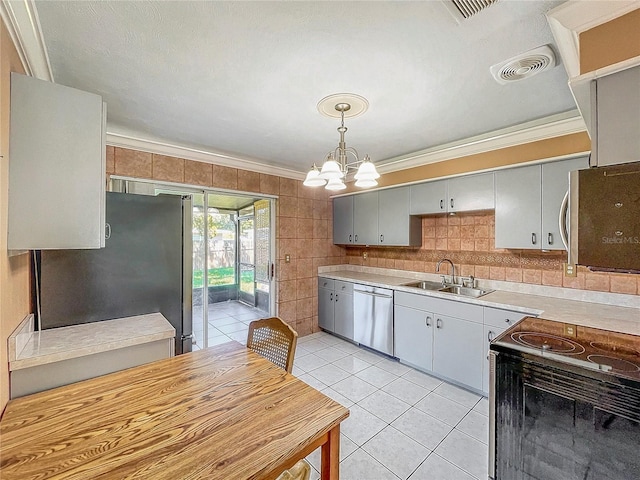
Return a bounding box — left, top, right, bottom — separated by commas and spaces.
0, 341, 350, 479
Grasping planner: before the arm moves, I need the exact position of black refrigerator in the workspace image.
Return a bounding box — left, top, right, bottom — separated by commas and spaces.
38, 192, 193, 354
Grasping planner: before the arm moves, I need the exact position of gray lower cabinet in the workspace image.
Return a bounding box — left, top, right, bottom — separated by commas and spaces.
495, 157, 588, 250
318, 283, 335, 331
482, 307, 531, 394
394, 304, 433, 371
433, 314, 483, 391
318, 278, 354, 340
394, 291, 484, 392
333, 196, 354, 244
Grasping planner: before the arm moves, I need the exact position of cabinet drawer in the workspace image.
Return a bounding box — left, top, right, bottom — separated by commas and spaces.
484, 307, 529, 329
334, 281, 353, 294
319, 277, 335, 290
395, 291, 483, 323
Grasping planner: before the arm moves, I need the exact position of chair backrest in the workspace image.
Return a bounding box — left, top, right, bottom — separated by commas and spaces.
246, 317, 298, 373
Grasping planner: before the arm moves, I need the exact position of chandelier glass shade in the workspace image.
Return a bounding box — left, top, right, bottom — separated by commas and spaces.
305, 100, 380, 191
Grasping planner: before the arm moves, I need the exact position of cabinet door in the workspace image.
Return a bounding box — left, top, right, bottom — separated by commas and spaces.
410, 180, 447, 215
394, 305, 433, 371
333, 196, 354, 244
334, 292, 354, 340
378, 187, 421, 246
353, 191, 378, 245
9, 73, 106, 249
318, 287, 335, 332
482, 324, 508, 395
448, 172, 495, 213
594, 65, 640, 167
433, 314, 483, 390
495, 165, 542, 249
541, 157, 589, 250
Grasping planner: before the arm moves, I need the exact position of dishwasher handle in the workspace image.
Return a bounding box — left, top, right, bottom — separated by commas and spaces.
354, 290, 393, 299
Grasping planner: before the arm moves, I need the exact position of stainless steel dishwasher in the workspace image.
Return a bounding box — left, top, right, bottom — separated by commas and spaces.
353, 284, 394, 355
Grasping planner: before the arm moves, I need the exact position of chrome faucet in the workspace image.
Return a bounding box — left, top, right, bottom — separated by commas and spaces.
436, 258, 455, 285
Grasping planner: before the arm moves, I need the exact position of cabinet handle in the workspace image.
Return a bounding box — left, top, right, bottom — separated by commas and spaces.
548, 232, 553, 245
488, 331, 495, 342
323, 282, 327, 287
335, 294, 339, 302
531, 233, 537, 245
341, 285, 346, 290
105, 223, 111, 240
380, 234, 384, 243
426, 316, 431, 327
355, 234, 358, 242
440, 199, 444, 210
505, 318, 511, 324
450, 198, 454, 209
330, 293, 333, 301
349, 234, 352, 243
436, 318, 442, 329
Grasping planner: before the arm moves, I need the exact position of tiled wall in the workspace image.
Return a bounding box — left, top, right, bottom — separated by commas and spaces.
345, 212, 640, 295
107, 146, 346, 335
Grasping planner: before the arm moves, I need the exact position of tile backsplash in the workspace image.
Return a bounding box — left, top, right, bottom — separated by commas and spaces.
345, 212, 639, 296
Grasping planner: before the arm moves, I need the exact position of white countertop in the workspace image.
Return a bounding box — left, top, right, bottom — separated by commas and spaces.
8, 313, 176, 371
319, 268, 640, 336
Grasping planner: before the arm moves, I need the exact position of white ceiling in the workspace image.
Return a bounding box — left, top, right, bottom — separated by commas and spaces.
34, 0, 579, 174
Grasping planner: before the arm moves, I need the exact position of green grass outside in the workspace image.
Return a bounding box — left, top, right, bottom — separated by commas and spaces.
193, 267, 254, 288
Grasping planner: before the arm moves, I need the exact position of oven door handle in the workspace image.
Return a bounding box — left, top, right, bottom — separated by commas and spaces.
489, 350, 497, 479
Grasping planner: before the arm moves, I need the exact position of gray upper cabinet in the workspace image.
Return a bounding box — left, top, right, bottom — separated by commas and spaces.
410, 180, 447, 215
410, 173, 494, 215
448, 172, 494, 213
495, 164, 541, 249
378, 187, 421, 246
333, 196, 354, 244
353, 191, 378, 245
592, 65, 640, 167
541, 156, 589, 249
9, 73, 106, 250
333, 187, 420, 246
496, 157, 589, 250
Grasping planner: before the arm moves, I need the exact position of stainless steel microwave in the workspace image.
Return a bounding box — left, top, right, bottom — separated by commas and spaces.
560, 162, 640, 272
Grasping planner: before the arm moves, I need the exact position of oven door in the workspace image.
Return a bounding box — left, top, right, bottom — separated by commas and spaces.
495, 352, 640, 480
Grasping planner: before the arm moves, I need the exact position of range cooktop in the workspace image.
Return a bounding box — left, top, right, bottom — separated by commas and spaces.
492, 317, 640, 381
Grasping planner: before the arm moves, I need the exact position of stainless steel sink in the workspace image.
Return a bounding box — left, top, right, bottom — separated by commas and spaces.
404, 280, 444, 291
438, 285, 494, 298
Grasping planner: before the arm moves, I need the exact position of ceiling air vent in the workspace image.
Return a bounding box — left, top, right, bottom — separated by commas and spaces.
444, 0, 498, 21
490, 45, 557, 85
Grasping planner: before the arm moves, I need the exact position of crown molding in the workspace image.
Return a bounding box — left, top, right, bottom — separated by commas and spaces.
106, 130, 305, 181
0, 0, 53, 81
376, 111, 587, 174
546, 0, 640, 79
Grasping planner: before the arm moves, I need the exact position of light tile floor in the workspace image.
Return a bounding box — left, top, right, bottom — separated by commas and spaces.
296, 331, 489, 480
192, 301, 268, 350
194, 305, 489, 479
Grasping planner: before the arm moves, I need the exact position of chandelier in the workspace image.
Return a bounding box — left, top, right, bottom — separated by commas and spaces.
304, 94, 380, 191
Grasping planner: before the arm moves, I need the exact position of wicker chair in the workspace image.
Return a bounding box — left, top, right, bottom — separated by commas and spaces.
276, 460, 311, 480
246, 317, 298, 373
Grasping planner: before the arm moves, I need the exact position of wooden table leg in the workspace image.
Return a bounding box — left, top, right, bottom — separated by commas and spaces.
321, 424, 341, 480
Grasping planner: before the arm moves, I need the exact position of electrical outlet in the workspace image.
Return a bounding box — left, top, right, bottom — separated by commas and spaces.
564, 323, 577, 338
363, 252, 368, 260
563, 263, 577, 277
285, 254, 290, 263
